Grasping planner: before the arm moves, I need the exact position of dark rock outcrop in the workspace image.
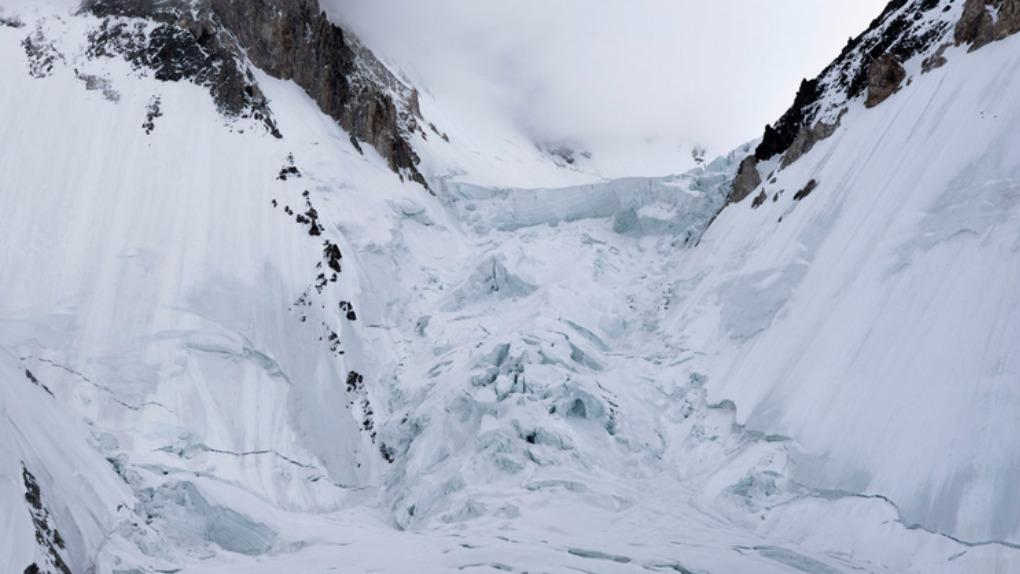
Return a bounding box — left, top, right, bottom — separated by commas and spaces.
728, 156, 762, 205
21, 466, 71, 574
754, 78, 820, 162
780, 111, 844, 168
22, 26, 62, 78
751, 0, 1020, 168
749, 0, 1020, 170
754, 0, 1020, 168
754, 0, 957, 163
864, 54, 906, 108
921, 42, 951, 72
793, 179, 818, 201
205, 0, 425, 184
84, 0, 282, 137
751, 190, 768, 209
1, 13, 24, 28
82, 0, 427, 187
955, 0, 1020, 50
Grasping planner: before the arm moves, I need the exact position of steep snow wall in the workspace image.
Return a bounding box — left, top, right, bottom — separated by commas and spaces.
0, 5, 457, 566
677, 24, 1020, 543
2, 0, 1020, 571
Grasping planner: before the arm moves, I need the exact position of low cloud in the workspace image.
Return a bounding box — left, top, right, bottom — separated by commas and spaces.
328, 0, 886, 162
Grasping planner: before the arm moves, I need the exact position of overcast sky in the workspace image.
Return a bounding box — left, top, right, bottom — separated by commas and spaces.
329, 1, 887, 162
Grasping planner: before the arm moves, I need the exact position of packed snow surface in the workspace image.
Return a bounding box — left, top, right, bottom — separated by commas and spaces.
1, 2, 1019, 573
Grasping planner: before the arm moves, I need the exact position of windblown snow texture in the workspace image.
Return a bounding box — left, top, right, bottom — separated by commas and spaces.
1, 0, 1019, 572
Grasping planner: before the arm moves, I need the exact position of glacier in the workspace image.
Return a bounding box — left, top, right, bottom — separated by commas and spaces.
1, 0, 1019, 572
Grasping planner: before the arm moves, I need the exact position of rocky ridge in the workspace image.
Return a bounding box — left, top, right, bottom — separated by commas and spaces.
731, 0, 1020, 202
81, 0, 427, 186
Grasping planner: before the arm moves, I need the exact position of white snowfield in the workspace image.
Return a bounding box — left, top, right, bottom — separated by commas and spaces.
680, 35, 1020, 545
0, 2, 1018, 573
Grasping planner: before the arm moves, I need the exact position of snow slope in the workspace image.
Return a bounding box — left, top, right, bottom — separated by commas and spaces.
669, 30, 1020, 545
0, 0, 1018, 573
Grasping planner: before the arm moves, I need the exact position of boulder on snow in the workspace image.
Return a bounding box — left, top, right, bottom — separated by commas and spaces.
728, 156, 762, 205
955, 0, 1020, 51
864, 54, 906, 108
751, 190, 768, 209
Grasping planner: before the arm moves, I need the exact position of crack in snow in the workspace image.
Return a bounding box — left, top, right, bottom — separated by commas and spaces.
23, 356, 179, 415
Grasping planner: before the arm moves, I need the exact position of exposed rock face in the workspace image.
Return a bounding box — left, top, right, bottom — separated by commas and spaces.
82, 0, 427, 187
754, 79, 819, 162
864, 54, 906, 108
921, 42, 951, 72
754, 0, 958, 163
206, 0, 424, 184
956, 0, 1020, 50
780, 112, 844, 168
84, 0, 282, 136
22, 32, 59, 78
752, 0, 1020, 170
21, 466, 72, 574
751, 190, 767, 209
728, 156, 761, 204
793, 179, 818, 201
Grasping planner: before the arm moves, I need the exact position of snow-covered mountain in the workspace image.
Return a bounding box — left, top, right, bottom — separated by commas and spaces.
1, 0, 1018, 573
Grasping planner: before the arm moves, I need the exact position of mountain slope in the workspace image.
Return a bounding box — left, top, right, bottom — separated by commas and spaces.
0, 0, 1019, 572
686, 0, 1020, 545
